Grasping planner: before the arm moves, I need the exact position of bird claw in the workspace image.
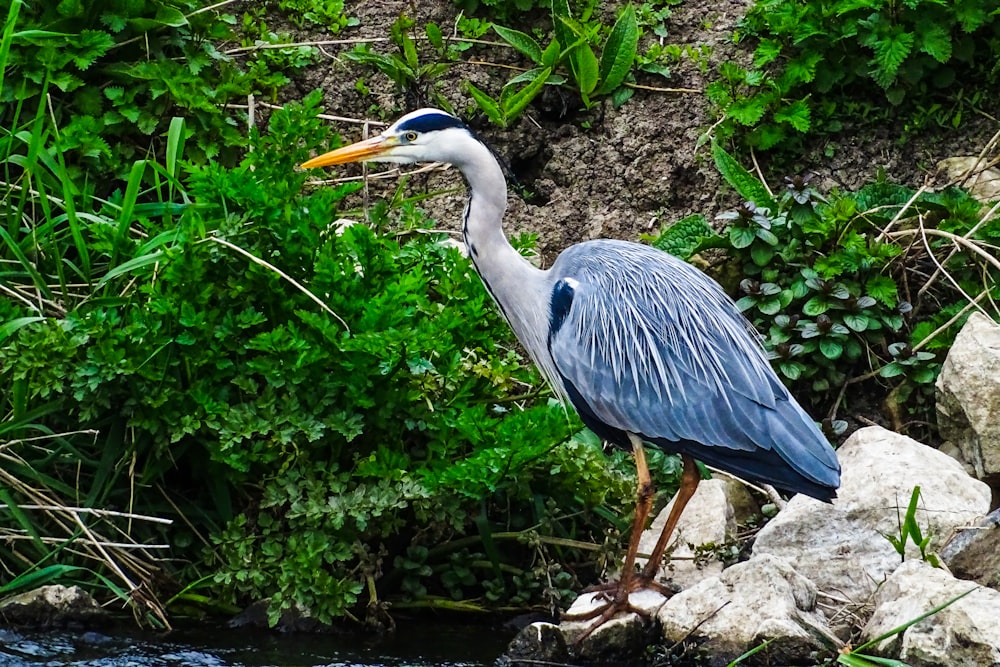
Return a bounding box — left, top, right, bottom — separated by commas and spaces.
562, 575, 677, 643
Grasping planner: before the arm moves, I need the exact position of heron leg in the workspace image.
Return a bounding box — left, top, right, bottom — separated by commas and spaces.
562, 435, 658, 637
564, 450, 701, 643
637, 454, 700, 582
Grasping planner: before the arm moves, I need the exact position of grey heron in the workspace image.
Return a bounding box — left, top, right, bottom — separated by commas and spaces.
301, 108, 841, 633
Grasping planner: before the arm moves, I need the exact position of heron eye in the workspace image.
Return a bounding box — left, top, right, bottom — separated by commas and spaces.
404, 131, 418, 142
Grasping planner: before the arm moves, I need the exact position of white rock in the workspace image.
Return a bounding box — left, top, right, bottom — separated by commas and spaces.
559, 589, 665, 662
753, 426, 991, 615
936, 312, 1000, 485
656, 554, 835, 664
637, 479, 736, 590
862, 560, 1000, 666
937, 157, 1000, 202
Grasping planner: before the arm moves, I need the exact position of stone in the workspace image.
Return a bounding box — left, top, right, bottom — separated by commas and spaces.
861, 560, 1000, 666
753, 426, 991, 619
940, 507, 1000, 589
936, 311, 1000, 500
937, 157, 1000, 203
498, 621, 569, 666
556, 589, 666, 663
656, 554, 836, 666
637, 479, 737, 591
0, 585, 106, 629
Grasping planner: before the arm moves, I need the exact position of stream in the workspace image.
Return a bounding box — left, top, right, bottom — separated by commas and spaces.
0, 621, 515, 667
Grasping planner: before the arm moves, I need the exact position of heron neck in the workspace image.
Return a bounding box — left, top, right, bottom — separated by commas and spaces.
457, 145, 539, 287
456, 143, 561, 396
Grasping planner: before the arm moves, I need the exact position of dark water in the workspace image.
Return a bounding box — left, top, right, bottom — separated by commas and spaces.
0, 622, 515, 667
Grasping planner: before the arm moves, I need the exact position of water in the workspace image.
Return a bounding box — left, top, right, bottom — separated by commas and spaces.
0, 622, 515, 667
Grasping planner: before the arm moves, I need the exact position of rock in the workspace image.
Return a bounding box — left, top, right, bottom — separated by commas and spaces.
861, 560, 1000, 666
937, 157, 1000, 202
656, 554, 836, 666
0, 585, 106, 629
936, 311, 1000, 500
753, 426, 991, 620
558, 589, 666, 662
637, 479, 737, 591
940, 507, 1000, 588
498, 621, 569, 666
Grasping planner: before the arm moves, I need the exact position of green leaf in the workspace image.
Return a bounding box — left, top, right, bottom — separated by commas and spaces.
780, 362, 803, 381
774, 99, 812, 133
843, 314, 869, 332
571, 41, 600, 97
758, 298, 781, 315
493, 25, 543, 64
467, 82, 504, 127
540, 39, 561, 67
871, 29, 915, 86
426, 23, 444, 50
866, 275, 898, 307
917, 22, 951, 63
802, 296, 829, 316
0, 316, 45, 341
880, 362, 906, 378
820, 338, 844, 360
596, 4, 638, 95
712, 142, 778, 210
501, 66, 551, 121
729, 226, 756, 249
751, 243, 775, 266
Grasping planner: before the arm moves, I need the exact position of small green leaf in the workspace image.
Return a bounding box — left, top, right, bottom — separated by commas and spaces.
712, 142, 778, 210
493, 25, 543, 64
729, 226, 756, 249
802, 296, 829, 316
843, 314, 869, 332
751, 243, 775, 266
426, 23, 443, 50
466, 82, 505, 127
820, 338, 844, 360
596, 4, 638, 95
501, 66, 551, 122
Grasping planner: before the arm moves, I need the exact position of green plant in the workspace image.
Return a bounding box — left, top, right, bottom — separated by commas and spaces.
468, 2, 639, 126
708, 0, 1000, 149
345, 15, 453, 111
274, 0, 357, 31
836, 586, 976, 666
884, 486, 941, 567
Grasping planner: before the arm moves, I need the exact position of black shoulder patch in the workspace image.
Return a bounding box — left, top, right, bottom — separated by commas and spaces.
549, 279, 575, 338
397, 111, 467, 135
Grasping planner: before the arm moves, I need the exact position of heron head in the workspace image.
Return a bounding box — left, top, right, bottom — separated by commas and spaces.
300, 108, 473, 169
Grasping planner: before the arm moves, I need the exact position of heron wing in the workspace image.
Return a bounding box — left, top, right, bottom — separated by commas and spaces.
547, 241, 839, 490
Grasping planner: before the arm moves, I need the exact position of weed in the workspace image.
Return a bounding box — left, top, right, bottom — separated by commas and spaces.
469, 2, 639, 126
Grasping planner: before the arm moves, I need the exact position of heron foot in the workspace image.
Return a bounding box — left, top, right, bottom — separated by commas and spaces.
562, 576, 677, 644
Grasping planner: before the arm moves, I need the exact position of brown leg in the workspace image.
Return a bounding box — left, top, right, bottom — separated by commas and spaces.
638, 454, 700, 581
563, 434, 659, 639
616, 434, 656, 597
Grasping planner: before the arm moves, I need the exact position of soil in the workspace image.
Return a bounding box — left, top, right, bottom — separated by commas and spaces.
256, 0, 1000, 434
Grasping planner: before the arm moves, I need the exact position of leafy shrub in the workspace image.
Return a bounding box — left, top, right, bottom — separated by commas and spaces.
1, 0, 313, 184
1, 90, 638, 624
468, 1, 640, 126
709, 0, 1000, 149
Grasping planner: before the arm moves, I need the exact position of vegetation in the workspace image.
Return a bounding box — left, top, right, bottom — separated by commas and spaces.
1, 0, 997, 650
710, 0, 1000, 149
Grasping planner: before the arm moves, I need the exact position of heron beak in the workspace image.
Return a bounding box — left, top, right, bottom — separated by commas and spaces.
300, 135, 397, 169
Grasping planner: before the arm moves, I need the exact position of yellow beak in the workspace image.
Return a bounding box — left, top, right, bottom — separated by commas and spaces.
300, 135, 396, 169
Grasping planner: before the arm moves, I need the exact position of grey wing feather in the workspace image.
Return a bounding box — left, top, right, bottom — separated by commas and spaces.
547, 240, 838, 486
